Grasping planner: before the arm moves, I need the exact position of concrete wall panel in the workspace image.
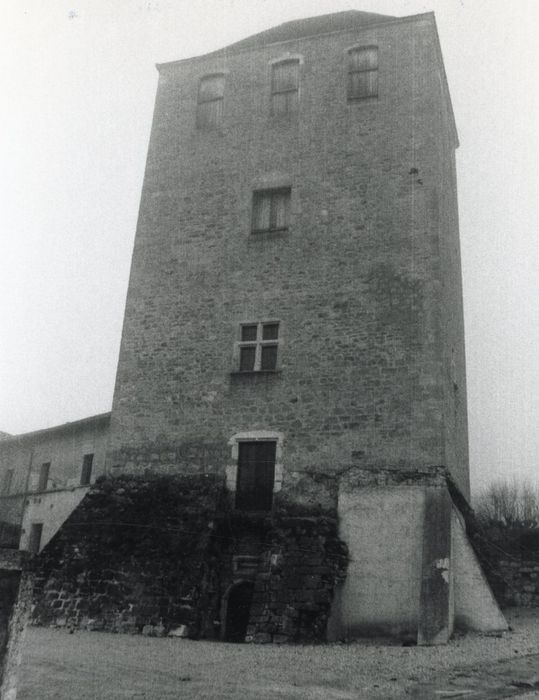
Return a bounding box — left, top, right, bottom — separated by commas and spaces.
452, 510, 507, 632
330, 485, 425, 638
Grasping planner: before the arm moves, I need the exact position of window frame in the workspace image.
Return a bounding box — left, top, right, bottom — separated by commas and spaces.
80, 453, 94, 486
196, 73, 226, 130
270, 58, 301, 116
28, 522, 43, 554
37, 462, 50, 492
251, 187, 291, 234
225, 431, 284, 510
235, 440, 277, 512
347, 45, 379, 101
237, 321, 280, 373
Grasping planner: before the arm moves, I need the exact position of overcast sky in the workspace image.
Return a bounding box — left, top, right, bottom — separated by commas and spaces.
1, 0, 538, 494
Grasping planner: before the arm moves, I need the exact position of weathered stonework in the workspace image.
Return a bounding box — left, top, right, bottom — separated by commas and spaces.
108, 10, 469, 500
1, 11, 502, 645
496, 559, 539, 608
31, 475, 348, 642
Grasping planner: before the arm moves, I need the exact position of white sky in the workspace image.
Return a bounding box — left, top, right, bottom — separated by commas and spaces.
1, 0, 538, 494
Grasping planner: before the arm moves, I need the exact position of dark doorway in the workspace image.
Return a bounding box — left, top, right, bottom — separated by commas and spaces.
223, 581, 254, 643
236, 441, 276, 511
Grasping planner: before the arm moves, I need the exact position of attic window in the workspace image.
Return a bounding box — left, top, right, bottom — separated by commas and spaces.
271, 60, 300, 115
347, 46, 378, 100
197, 74, 225, 129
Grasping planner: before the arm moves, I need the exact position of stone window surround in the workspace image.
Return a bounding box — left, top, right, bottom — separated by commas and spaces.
225, 431, 284, 496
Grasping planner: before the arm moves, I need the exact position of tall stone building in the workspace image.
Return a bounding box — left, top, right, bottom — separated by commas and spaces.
110, 9, 467, 491
104, 9, 504, 641
0, 10, 506, 643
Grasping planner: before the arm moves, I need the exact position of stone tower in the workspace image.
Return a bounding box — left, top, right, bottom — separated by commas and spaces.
107, 11, 505, 641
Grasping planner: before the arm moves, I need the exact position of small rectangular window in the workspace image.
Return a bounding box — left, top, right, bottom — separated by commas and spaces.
348, 46, 378, 100
37, 462, 50, 492
241, 325, 258, 342
197, 74, 225, 129
81, 453, 94, 486
262, 323, 279, 340
271, 60, 299, 115
237, 322, 280, 372
252, 188, 291, 234
28, 523, 43, 553
2, 469, 13, 495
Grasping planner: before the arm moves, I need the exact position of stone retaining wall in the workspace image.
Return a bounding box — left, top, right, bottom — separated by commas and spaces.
496, 559, 539, 608
32, 475, 348, 642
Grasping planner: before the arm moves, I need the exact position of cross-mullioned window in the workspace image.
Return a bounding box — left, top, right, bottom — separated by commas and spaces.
238, 322, 280, 372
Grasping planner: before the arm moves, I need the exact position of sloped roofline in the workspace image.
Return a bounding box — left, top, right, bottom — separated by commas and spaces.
156, 11, 458, 146
158, 12, 430, 69
0, 412, 111, 445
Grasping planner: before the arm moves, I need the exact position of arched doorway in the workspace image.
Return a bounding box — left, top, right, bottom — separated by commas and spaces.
222, 581, 254, 643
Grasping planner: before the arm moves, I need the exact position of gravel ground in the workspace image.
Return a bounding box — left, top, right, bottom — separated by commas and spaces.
17, 608, 539, 699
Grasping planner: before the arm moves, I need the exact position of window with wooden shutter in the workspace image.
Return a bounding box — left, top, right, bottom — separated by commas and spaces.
37, 462, 50, 492
28, 523, 43, 553
271, 60, 300, 115
235, 441, 276, 511
81, 453, 94, 486
197, 74, 225, 129
252, 188, 290, 233
347, 46, 378, 100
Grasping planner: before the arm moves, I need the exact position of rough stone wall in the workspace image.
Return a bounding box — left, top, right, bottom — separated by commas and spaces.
109, 14, 466, 493
32, 475, 348, 642
496, 559, 539, 607
243, 513, 347, 643
32, 474, 222, 634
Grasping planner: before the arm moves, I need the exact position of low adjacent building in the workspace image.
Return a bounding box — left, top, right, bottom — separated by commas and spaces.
0, 413, 110, 552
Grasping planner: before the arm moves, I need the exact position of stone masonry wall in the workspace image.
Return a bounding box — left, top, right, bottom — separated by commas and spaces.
32, 474, 223, 634
108, 13, 468, 497
496, 559, 539, 608
32, 475, 348, 642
